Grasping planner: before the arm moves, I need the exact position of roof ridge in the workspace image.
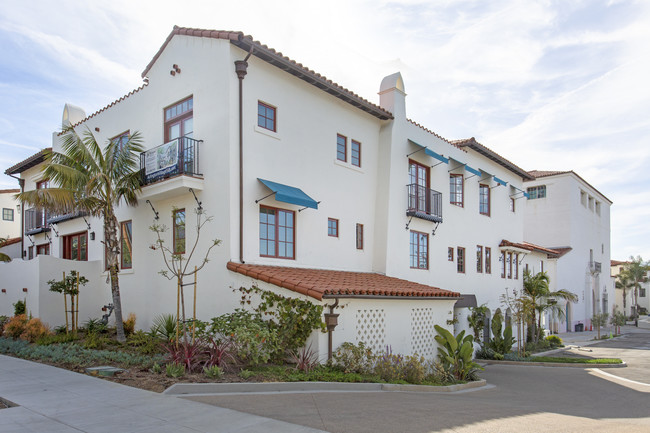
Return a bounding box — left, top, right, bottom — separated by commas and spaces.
406, 119, 464, 150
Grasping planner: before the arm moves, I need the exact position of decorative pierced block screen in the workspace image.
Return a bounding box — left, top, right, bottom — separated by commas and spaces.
410, 307, 436, 358
355, 309, 386, 354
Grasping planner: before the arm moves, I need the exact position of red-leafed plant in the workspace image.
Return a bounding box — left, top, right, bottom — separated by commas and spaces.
163, 340, 205, 372
289, 344, 319, 372
204, 337, 236, 369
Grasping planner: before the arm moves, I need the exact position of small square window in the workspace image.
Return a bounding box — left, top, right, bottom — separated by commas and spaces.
257, 101, 276, 132
2, 208, 14, 221
337, 134, 347, 162
328, 218, 339, 237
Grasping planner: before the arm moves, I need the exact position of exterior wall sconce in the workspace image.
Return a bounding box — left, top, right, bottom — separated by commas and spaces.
22, 288, 28, 292
90, 232, 95, 241
95, 127, 100, 132
1, 289, 6, 293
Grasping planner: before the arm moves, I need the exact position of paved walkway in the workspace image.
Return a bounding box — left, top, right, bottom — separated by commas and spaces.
0, 355, 325, 433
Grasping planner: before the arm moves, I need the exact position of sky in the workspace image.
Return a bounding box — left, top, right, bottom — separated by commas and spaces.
1, 0, 648, 261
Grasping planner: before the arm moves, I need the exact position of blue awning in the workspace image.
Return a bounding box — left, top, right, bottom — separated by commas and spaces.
408, 139, 449, 164
493, 176, 508, 186
465, 165, 481, 176
258, 178, 319, 209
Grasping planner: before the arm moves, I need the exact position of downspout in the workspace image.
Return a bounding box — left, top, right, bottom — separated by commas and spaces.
324, 298, 340, 361
234, 46, 254, 264
7, 174, 24, 258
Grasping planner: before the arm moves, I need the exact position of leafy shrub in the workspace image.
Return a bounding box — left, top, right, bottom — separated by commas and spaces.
239, 369, 255, 379
20, 318, 52, 343
374, 347, 404, 383
150, 314, 177, 342
203, 365, 223, 379
289, 344, 319, 373
3, 315, 27, 339
166, 362, 185, 378
83, 318, 108, 334
402, 354, 426, 384
210, 310, 275, 366
13, 300, 26, 316
83, 332, 108, 350
487, 310, 515, 355
128, 330, 162, 355
424, 359, 455, 384
434, 325, 483, 381
163, 340, 205, 373
545, 335, 563, 347
36, 333, 78, 346
151, 362, 162, 374
123, 313, 136, 336
332, 341, 376, 374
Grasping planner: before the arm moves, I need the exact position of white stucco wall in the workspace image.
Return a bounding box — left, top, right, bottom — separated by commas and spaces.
0, 190, 20, 239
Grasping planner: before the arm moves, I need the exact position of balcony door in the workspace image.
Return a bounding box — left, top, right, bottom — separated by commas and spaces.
63, 232, 88, 261
409, 160, 430, 213
164, 97, 194, 174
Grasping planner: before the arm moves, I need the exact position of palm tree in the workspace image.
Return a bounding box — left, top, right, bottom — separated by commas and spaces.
622, 256, 649, 320
0, 237, 12, 262
523, 270, 577, 342
615, 271, 633, 316
18, 127, 144, 342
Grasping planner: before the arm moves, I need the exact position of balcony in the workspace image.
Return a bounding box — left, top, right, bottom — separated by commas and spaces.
25, 208, 50, 234
139, 137, 204, 201
406, 183, 443, 223
589, 261, 602, 274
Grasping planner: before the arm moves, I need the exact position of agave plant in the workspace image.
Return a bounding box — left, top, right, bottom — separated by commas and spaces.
434, 325, 483, 381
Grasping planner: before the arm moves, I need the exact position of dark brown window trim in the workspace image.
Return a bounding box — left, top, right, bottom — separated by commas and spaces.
164, 96, 193, 142
336, 134, 347, 162
257, 101, 277, 132
173, 209, 186, 254
328, 218, 339, 238
457, 247, 465, 273
120, 220, 133, 270
479, 184, 490, 216
450, 174, 464, 207
351, 139, 361, 168
260, 205, 296, 260
356, 223, 364, 250
410, 230, 429, 270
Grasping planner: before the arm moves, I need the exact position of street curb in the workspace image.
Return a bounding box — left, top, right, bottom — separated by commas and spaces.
483, 360, 626, 368
164, 379, 487, 395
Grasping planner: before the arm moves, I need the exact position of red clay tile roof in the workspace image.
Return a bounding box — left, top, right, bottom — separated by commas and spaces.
0, 237, 21, 247
142, 26, 392, 121
5, 148, 51, 175
526, 170, 612, 204
500, 240, 568, 258
452, 137, 533, 180
407, 119, 465, 151
611, 260, 628, 266
227, 262, 459, 301
0, 189, 20, 194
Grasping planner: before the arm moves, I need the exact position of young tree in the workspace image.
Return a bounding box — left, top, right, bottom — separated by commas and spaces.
523, 270, 577, 342
621, 256, 649, 321
18, 127, 144, 342
591, 313, 609, 340
150, 207, 221, 342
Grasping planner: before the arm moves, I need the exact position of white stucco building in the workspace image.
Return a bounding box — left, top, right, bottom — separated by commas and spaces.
1, 27, 605, 356
524, 170, 612, 331
612, 260, 649, 317
0, 189, 20, 239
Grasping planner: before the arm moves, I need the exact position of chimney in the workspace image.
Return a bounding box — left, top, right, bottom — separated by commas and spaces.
378, 72, 406, 119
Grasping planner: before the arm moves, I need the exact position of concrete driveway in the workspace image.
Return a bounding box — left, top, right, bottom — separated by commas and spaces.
186, 329, 650, 433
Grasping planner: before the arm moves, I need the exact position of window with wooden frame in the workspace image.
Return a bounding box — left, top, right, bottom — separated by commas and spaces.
63, 232, 88, 261
525, 263, 529, 274
336, 134, 347, 162
479, 184, 490, 216
328, 218, 339, 237
2, 208, 13, 221
351, 140, 361, 167
510, 197, 515, 213
476, 245, 483, 273
485, 247, 491, 274
507, 252, 513, 279
514, 253, 519, 279
527, 185, 546, 199
356, 223, 364, 250
260, 206, 295, 259
500, 251, 506, 278
28, 245, 33, 260
111, 131, 130, 151
257, 101, 276, 132
448, 247, 454, 261
164, 96, 193, 142
121, 220, 133, 269
173, 209, 186, 254
36, 243, 49, 256
540, 260, 544, 272
410, 231, 428, 270
450, 174, 463, 206
457, 247, 465, 273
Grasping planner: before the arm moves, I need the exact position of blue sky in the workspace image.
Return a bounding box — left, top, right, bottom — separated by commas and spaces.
1, 0, 648, 261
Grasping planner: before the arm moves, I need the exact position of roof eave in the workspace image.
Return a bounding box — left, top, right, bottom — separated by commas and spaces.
4, 148, 50, 175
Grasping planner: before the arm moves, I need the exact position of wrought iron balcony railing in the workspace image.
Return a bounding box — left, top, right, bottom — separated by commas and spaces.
406, 183, 443, 223
140, 136, 202, 186
25, 207, 49, 233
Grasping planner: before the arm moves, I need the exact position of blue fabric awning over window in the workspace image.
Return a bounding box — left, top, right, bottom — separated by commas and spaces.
465, 165, 481, 176
493, 176, 507, 186
408, 139, 449, 164
258, 178, 319, 209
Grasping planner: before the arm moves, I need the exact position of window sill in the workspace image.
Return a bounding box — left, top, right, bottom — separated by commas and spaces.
333, 159, 364, 174
254, 125, 281, 140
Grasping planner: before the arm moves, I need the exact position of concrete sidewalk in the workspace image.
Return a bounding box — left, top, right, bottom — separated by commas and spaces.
555, 325, 649, 346
0, 354, 325, 433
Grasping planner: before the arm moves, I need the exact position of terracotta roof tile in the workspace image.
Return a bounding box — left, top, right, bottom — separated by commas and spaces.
499, 239, 568, 258
5, 148, 51, 175
407, 119, 466, 151
0, 237, 21, 247
227, 262, 459, 301
0, 189, 20, 194
453, 137, 533, 180
141, 26, 392, 121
